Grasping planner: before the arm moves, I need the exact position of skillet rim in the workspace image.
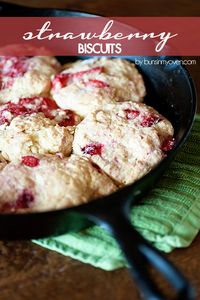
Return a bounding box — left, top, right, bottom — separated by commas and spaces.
0, 1, 103, 17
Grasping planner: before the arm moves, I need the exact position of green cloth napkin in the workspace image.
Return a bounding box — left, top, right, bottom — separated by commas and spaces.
33, 115, 200, 271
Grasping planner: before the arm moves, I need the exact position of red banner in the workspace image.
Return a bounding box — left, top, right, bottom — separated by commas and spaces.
0, 17, 199, 56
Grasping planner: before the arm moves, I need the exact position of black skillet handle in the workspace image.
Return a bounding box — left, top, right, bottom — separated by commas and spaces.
80, 193, 195, 300
102, 211, 195, 300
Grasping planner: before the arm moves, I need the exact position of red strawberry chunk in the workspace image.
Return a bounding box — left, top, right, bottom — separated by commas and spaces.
20, 97, 58, 112
0, 102, 27, 125
0, 202, 15, 212
41, 97, 58, 110
58, 110, 75, 126
0, 113, 9, 125
22, 156, 40, 167
0, 189, 34, 212
83, 79, 109, 88
5, 59, 27, 77
6, 102, 27, 115
0, 97, 77, 127
20, 97, 58, 119
39, 97, 58, 119
141, 114, 161, 127
52, 67, 104, 90
0, 97, 60, 125
16, 189, 34, 209
17, 97, 41, 114
161, 137, 175, 152
0, 56, 28, 78
81, 143, 104, 156
51, 73, 71, 90
0, 108, 11, 125
124, 109, 140, 120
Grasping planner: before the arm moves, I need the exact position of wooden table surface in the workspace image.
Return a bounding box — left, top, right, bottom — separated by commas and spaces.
0, 1, 200, 300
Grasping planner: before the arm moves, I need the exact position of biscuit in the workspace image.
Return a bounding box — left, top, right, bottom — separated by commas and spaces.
0, 113, 74, 161
0, 56, 61, 103
0, 96, 81, 161
73, 101, 174, 185
51, 57, 146, 117
0, 154, 117, 212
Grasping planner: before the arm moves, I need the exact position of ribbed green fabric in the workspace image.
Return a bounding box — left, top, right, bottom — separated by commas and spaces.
33, 115, 200, 271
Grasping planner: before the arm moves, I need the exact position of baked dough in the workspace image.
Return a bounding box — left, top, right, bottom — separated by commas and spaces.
73, 101, 174, 185
0, 113, 74, 161
51, 57, 146, 117
0, 96, 81, 161
0, 56, 60, 103
0, 154, 117, 212
0, 57, 175, 214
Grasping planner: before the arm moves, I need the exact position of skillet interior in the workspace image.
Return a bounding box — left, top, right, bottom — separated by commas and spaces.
0, 4, 196, 239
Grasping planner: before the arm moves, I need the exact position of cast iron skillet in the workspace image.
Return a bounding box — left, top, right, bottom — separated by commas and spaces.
0, 2, 197, 300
